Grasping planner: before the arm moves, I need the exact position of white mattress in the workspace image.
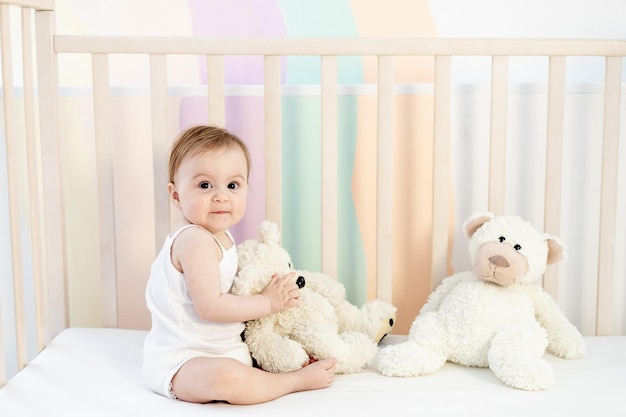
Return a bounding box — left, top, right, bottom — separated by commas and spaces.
1, 327, 624, 416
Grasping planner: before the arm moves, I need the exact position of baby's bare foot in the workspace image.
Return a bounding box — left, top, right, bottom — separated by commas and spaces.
293, 358, 336, 391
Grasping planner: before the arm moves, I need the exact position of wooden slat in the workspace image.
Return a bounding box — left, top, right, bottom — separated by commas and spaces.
206, 55, 225, 127
321, 55, 338, 277
1, 3, 28, 375
92, 53, 118, 328
0, 4, 5, 386
376, 56, 394, 303
431, 55, 452, 290
1, 4, 12, 386
21, 5, 46, 351
36, 6, 67, 342
488, 55, 508, 215
54, 36, 626, 57
596, 56, 622, 336
0, 0, 54, 10
543, 56, 566, 298
264, 55, 282, 227
150, 54, 170, 253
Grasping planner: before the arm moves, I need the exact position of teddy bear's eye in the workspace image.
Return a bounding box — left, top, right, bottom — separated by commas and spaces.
499, 236, 506, 243
514, 244, 522, 251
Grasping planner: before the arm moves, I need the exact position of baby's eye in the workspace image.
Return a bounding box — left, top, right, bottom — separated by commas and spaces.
200, 182, 212, 189
227, 182, 240, 190
514, 244, 522, 251
499, 236, 506, 243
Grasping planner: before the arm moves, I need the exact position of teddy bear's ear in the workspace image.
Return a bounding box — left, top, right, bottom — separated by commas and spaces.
464, 212, 494, 238
258, 220, 280, 245
546, 235, 566, 265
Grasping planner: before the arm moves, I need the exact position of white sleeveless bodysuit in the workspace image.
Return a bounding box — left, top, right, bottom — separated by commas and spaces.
142, 225, 252, 398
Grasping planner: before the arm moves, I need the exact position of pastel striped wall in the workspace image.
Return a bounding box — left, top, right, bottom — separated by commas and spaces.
53, 0, 439, 332
46, 0, 626, 334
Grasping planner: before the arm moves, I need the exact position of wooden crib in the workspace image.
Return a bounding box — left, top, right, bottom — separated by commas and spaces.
1, 1, 625, 415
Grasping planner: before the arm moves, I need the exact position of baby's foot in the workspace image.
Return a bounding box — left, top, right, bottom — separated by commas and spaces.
294, 358, 336, 391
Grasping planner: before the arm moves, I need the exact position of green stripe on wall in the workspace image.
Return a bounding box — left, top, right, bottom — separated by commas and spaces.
281, 95, 367, 306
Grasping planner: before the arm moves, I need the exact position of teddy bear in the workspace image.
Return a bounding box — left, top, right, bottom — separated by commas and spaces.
376, 212, 586, 391
231, 220, 397, 374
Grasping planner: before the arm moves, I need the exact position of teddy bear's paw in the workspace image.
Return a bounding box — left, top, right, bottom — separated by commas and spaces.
564, 339, 586, 359
376, 341, 446, 377
255, 347, 311, 373
490, 355, 555, 391
549, 331, 587, 360
248, 335, 311, 373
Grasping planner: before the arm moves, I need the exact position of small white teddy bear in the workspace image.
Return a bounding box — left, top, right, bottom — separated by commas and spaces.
232, 220, 397, 374
376, 212, 586, 391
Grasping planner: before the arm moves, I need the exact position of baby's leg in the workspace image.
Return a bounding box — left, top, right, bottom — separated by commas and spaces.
172, 356, 336, 404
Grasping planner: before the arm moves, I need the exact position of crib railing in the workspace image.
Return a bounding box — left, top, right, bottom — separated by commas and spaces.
1, 0, 59, 387
51, 35, 625, 334
1, 0, 625, 387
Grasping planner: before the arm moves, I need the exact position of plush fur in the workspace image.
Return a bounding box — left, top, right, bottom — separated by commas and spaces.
376, 212, 586, 390
232, 220, 397, 374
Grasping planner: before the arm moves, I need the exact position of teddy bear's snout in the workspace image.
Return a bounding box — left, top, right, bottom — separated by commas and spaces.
296, 276, 305, 288
473, 242, 525, 287
489, 255, 510, 268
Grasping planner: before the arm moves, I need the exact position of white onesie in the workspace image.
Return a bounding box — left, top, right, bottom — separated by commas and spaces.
142, 224, 252, 398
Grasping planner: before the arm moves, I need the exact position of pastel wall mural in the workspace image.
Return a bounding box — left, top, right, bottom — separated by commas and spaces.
49, 0, 441, 332
30, 0, 625, 333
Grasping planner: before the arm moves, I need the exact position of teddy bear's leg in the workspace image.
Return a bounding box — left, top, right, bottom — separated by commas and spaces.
488, 321, 554, 391
334, 331, 379, 374
376, 340, 448, 377
245, 322, 310, 373
376, 312, 448, 377
294, 329, 378, 374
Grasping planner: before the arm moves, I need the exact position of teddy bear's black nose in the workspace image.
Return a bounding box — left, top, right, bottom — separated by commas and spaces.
296, 276, 305, 288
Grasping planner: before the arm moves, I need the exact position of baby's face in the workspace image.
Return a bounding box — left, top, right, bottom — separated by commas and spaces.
170, 145, 248, 237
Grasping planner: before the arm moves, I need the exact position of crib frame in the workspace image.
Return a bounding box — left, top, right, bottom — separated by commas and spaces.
1, 0, 625, 389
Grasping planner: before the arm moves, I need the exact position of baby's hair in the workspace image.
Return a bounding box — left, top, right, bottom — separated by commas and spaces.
168, 125, 252, 184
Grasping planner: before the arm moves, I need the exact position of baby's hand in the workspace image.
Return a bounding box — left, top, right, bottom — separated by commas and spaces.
262, 271, 301, 314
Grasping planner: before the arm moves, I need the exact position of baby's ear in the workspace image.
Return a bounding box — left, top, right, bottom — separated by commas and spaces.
546, 235, 565, 265
167, 183, 180, 207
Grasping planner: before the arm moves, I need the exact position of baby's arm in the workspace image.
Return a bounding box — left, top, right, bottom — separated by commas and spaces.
172, 226, 299, 323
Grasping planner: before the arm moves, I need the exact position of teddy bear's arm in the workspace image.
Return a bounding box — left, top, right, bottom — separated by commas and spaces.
419, 273, 466, 313
528, 286, 586, 359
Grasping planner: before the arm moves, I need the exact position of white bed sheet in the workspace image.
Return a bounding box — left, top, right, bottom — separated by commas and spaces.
0, 327, 624, 417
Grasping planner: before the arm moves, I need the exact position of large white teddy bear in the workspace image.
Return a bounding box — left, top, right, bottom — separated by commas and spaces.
232, 220, 397, 374
376, 212, 586, 391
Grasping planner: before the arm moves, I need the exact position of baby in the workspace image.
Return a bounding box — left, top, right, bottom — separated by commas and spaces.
142, 125, 336, 404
